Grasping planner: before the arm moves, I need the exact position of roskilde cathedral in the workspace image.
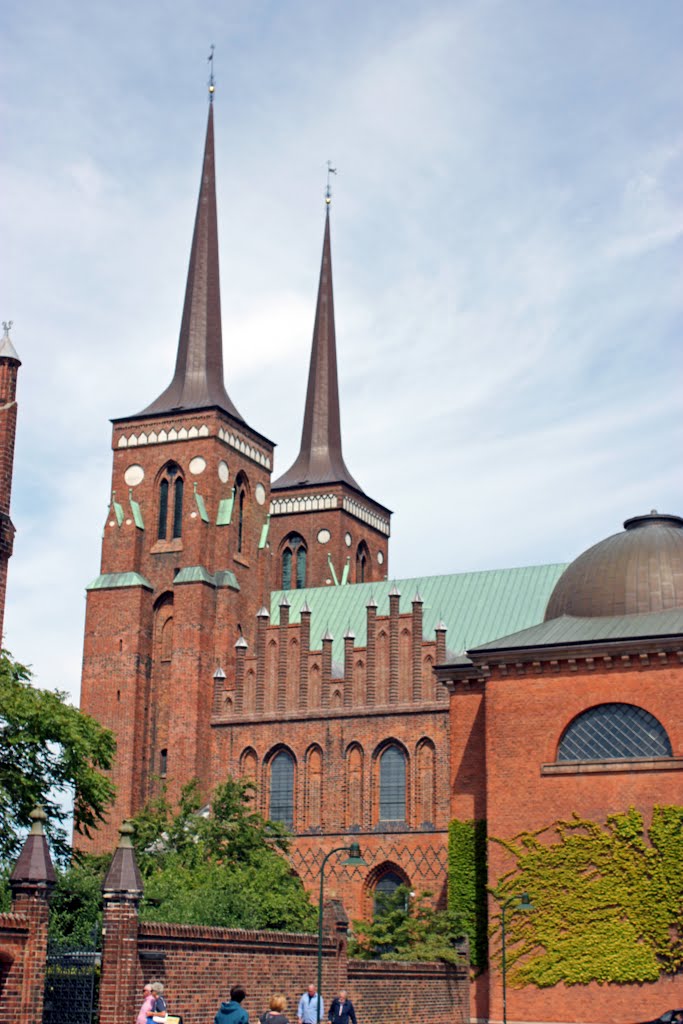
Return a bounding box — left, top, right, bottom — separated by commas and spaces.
3, 93, 681, 1023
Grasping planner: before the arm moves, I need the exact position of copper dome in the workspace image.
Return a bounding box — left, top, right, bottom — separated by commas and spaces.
544, 511, 683, 621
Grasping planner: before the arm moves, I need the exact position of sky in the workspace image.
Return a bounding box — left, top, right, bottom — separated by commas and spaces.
1, 0, 682, 707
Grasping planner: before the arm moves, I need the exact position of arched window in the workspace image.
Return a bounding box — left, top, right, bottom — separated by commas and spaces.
306, 747, 323, 830
281, 534, 307, 590
270, 750, 295, 828
374, 870, 405, 916
235, 473, 248, 554
159, 749, 168, 776
356, 541, 369, 583
157, 463, 183, 540
379, 746, 406, 821
346, 745, 363, 828
160, 617, 173, 662
416, 741, 435, 825
558, 703, 672, 761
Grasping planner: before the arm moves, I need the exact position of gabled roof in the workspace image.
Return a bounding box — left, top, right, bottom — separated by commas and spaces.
270, 562, 567, 663
472, 607, 683, 653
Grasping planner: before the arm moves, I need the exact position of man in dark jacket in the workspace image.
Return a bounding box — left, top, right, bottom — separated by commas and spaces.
215, 985, 249, 1024
328, 991, 357, 1024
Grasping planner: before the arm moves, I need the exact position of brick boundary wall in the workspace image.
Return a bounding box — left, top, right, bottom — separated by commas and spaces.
102, 915, 470, 1024
0, 913, 31, 1024
348, 959, 470, 1024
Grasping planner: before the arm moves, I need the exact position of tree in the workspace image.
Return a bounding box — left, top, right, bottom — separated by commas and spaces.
129, 777, 317, 932
492, 805, 683, 987
0, 650, 116, 862
349, 885, 464, 964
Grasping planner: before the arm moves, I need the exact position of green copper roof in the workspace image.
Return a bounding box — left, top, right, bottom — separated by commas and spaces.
87, 572, 153, 591
111, 498, 124, 527
194, 489, 209, 523
216, 492, 234, 526
174, 566, 240, 591
129, 495, 144, 530
271, 563, 567, 662
473, 608, 683, 653
259, 515, 270, 550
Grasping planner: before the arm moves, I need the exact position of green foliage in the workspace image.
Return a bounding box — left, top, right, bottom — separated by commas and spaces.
130, 778, 316, 932
349, 885, 464, 965
48, 854, 111, 945
448, 818, 488, 969
0, 650, 116, 862
491, 805, 683, 987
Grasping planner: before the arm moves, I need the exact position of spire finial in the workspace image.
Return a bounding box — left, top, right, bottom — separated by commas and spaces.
208, 44, 216, 101
325, 161, 337, 205
2, 321, 13, 336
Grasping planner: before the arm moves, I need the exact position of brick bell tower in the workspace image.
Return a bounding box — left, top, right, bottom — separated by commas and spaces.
80, 94, 275, 850
0, 321, 21, 643
269, 194, 391, 590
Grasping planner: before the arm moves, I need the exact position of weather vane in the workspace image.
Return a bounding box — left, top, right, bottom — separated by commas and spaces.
325, 161, 337, 205
208, 44, 216, 100
2, 321, 13, 335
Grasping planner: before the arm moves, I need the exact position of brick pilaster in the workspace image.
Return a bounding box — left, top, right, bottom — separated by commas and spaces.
101, 822, 144, 1024
255, 606, 269, 714
411, 592, 424, 701
366, 598, 377, 705
234, 636, 247, 713
389, 586, 401, 703
343, 630, 355, 707
321, 631, 333, 706
277, 597, 290, 713
299, 602, 311, 708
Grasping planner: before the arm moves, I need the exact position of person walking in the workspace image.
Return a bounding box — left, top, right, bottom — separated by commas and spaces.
328, 991, 357, 1024
136, 983, 155, 1024
297, 984, 323, 1024
149, 982, 167, 1022
259, 994, 289, 1024
215, 985, 249, 1024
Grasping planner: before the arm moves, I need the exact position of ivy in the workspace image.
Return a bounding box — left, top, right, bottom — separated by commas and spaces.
491, 805, 683, 987
448, 818, 488, 969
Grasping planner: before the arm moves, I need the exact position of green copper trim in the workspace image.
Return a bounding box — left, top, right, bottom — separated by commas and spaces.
194, 487, 209, 524
216, 487, 235, 526
174, 566, 240, 591
214, 569, 240, 591
111, 494, 124, 527
129, 491, 144, 530
86, 572, 153, 592
258, 514, 270, 550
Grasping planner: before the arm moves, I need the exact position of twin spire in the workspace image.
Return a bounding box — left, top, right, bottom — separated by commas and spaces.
140, 95, 362, 493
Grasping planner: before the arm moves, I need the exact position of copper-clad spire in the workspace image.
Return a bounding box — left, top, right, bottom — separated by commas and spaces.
273, 205, 361, 491
139, 102, 242, 420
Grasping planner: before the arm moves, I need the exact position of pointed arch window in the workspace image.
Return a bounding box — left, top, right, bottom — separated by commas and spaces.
270, 750, 295, 828
356, 541, 369, 583
379, 745, 406, 821
157, 463, 184, 540
235, 473, 248, 554
281, 534, 307, 590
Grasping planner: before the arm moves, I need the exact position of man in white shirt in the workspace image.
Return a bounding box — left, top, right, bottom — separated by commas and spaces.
298, 984, 323, 1024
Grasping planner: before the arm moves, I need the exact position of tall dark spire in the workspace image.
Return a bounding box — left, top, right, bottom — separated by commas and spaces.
139, 102, 242, 420
273, 206, 362, 491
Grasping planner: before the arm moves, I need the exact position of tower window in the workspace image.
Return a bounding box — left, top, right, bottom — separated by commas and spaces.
281, 534, 307, 590
270, 750, 295, 828
159, 749, 168, 776
234, 472, 249, 554
356, 541, 369, 583
157, 463, 183, 540
379, 746, 406, 821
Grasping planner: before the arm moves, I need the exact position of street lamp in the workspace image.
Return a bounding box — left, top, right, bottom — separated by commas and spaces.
501, 892, 533, 1024
317, 843, 366, 1024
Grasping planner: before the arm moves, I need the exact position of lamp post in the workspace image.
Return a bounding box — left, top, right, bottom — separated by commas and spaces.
316, 843, 366, 1024
501, 892, 533, 1024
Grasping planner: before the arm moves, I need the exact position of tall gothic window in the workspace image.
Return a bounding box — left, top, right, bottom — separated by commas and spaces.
235, 473, 248, 553
270, 750, 295, 827
281, 534, 307, 590
356, 541, 369, 583
157, 463, 183, 540
379, 746, 406, 821
373, 870, 406, 916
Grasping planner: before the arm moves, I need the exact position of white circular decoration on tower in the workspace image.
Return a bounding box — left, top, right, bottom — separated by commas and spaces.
344, 532, 352, 547
189, 456, 207, 475
218, 460, 230, 483
377, 550, 385, 565
255, 483, 266, 506
124, 464, 144, 487
317, 529, 331, 544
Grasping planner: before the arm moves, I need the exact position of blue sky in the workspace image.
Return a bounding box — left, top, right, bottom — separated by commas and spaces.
1, 0, 682, 704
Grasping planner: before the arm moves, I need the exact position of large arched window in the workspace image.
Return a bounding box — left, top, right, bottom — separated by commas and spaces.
270, 750, 295, 827
157, 463, 183, 540
281, 534, 307, 590
558, 703, 672, 761
373, 869, 408, 917
379, 746, 406, 821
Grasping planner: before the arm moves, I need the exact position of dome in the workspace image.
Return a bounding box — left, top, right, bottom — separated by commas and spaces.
544, 511, 683, 621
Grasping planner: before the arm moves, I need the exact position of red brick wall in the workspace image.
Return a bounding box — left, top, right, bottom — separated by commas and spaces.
0, 896, 50, 1024
0, 356, 19, 642
450, 655, 683, 1024
101, 918, 469, 1024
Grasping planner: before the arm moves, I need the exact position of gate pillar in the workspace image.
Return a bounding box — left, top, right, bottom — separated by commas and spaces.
101, 821, 144, 1024
7, 807, 56, 1024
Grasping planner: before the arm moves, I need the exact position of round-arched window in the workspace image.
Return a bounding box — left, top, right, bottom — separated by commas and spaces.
558, 703, 672, 761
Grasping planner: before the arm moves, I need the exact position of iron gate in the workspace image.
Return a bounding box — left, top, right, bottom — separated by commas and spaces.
42, 931, 100, 1024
